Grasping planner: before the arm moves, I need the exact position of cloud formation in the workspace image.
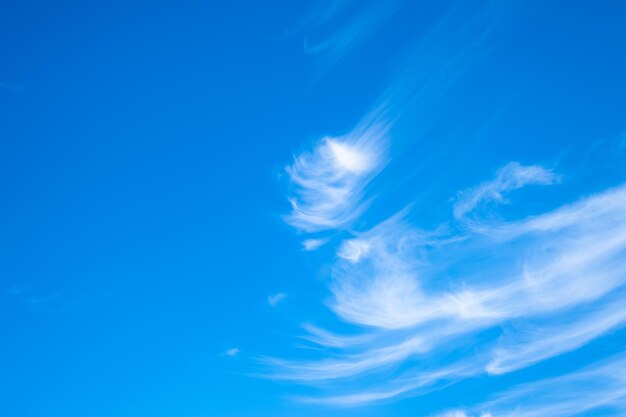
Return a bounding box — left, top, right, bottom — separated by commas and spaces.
486, 293, 626, 375
453, 162, 559, 219
269, 159, 626, 406
225, 348, 241, 357
267, 292, 288, 308
285, 115, 388, 232
302, 238, 329, 251
302, 0, 400, 66
438, 353, 626, 417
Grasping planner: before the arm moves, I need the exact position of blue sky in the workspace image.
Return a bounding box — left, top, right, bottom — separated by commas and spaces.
2, 1, 626, 416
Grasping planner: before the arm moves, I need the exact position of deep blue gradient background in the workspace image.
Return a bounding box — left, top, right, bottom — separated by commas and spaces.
2, 1, 626, 416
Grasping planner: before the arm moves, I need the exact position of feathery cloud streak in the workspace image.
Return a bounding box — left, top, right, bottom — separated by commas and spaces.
302, 0, 401, 66
453, 162, 560, 219
268, 292, 288, 307
285, 114, 388, 233
486, 293, 626, 374
437, 353, 626, 417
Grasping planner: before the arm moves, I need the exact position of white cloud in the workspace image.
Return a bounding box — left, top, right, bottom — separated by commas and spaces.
267, 292, 288, 308
302, 238, 329, 251
294, 360, 485, 406
329, 215, 427, 329
434, 410, 482, 416
265, 334, 428, 382
438, 412, 491, 417
285, 116, 387, 232
302, 1, 401, 66
225, 348, 240, 357
337, 238, 371, 262
446, 354, 626, 417
486, 295, 626, 375
442, 412, 469, 417
454, 162, 559, 219
298, 323, 374, 348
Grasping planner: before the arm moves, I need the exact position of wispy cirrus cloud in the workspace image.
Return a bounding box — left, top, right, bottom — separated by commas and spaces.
285, 113, 388, 233
328, 179, 626, 332
302, 0, 401, 66
267, 292, 288, 308
329, 213, 430, 329
302, 238, 330, 251
224, 347, 241, 357
453, 162, 560, 219
298, 322, 374, 348
486, 292, 626, 375
438, 353, 626, 417
438, 413, 492, 417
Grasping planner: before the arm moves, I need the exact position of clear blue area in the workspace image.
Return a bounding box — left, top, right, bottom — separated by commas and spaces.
2, 1, 626, 416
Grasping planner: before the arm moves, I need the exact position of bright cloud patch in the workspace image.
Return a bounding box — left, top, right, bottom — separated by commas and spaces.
285, 119, 387, 232
302, 238, 329, 251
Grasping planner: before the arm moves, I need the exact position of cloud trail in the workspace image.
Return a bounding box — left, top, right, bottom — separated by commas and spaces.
438, 353, 626, 417
302, 0, 401, 66
453, 162, 559, 219
298, 323, 374, 349
302, 238, 329, 251
486, 293, 626, 374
